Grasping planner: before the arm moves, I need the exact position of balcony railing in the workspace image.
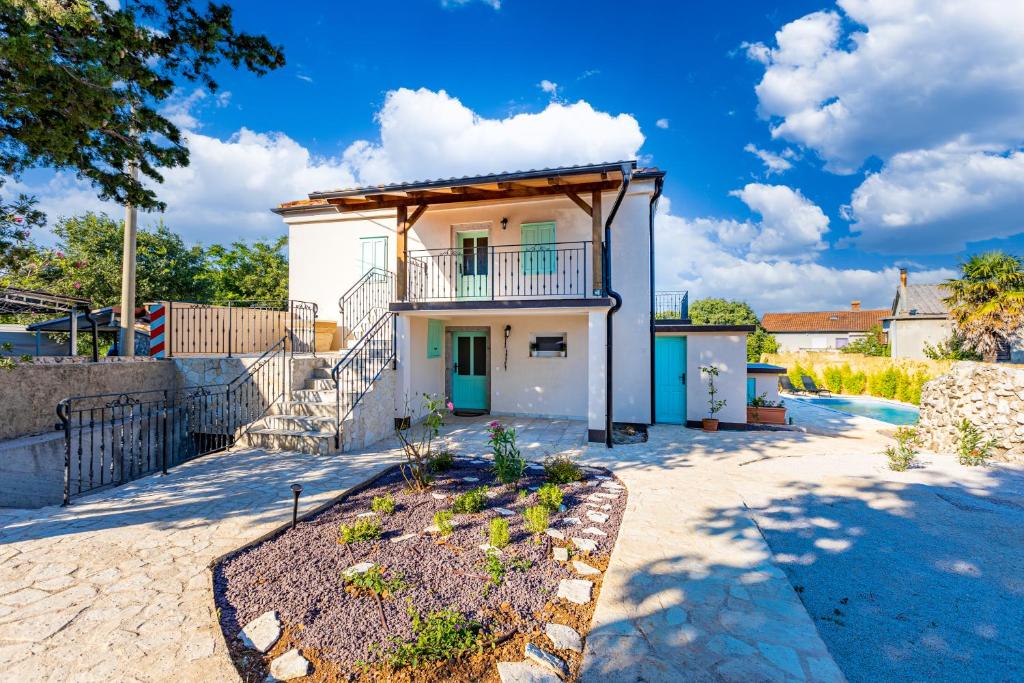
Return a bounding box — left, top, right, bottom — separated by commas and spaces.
406, 241, 596, 302
654, 291, 689, 320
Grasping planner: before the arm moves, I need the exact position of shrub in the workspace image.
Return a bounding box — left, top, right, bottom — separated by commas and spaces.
451, 486, 489, 514
822, 366, 844, 394
543, 454, 582, 484
895, 370, 912, 403
428, 450, 455, 473
787, 364, 806, 390
487, 517, 510, 549
480, 550, 532, 595
842, 324, 890, 356
537, 483, 563, 512
374, 603, 484, 668
885, 426, 920, 472
523, 505, 549, 539
906, 372, 927, 405
844, 370, 867, 395
488, 421, 526, 484
396, 394, 451, 491
372, 494, 396, 515
869, 367, 899, 399
956, 419, 998, 466
343, 564, 407, 598
433, 510, 455, 536
338, 517, 383, 544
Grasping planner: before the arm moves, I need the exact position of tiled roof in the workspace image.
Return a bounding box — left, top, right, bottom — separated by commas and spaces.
892, 284, 949, 316
761, 309, 889, 333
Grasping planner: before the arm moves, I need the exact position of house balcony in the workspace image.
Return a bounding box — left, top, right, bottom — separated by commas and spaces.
391, 241, 610, 311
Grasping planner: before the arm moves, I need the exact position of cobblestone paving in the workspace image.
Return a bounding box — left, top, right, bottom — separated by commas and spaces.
0, 443, 401, 682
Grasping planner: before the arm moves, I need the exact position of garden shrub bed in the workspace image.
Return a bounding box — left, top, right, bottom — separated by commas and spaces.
213, 457, 627, 682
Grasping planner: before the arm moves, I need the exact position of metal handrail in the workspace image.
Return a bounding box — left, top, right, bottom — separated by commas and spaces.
338, 268, 393, 341
654, 291, 689, 320
331, 311, 395, 450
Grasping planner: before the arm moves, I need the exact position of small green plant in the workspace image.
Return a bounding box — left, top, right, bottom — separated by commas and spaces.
543, 454, 582, 484
956, 419, 998, 466
488, 421, 526, 484
396, 394, 452, 492
884, 426, 921, 471
433, 509, 455, 536
537, 483, 563, 512
428, 450, 455, 472
487, 517, 510, 549
343, 564, 408, 598
517, 490, 528, 500
823, 366, 844, 394
373, 602, 484, 668
844, 370, 867, 395
372, 494, 397, 515
523, 504, 549, 541
480, 549, 532, 595
338, 517, 383, 544
700, 364, 727, 418
451, 486, 489, 514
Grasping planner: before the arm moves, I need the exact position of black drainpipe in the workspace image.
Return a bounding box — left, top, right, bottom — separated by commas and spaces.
648, 175, 664, 425
604, 164, 633, 448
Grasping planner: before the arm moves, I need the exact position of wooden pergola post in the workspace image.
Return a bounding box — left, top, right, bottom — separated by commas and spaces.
395, 205, 408, 301
591, 190, 603, 295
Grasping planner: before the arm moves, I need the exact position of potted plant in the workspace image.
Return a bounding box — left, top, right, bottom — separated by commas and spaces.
699, 364, 727, 432
747, 392, 787, 425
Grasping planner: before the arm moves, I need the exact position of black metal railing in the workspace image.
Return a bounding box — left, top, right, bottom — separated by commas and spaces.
406, 241, 594, 302
339, 268, 393, 340
332, 312, 395, 450
655, 291, 689, 320
57, 337, 288, 504
164, 299, 317, 357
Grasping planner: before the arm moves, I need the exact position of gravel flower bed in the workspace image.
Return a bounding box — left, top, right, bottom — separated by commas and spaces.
213, 457, 627, 681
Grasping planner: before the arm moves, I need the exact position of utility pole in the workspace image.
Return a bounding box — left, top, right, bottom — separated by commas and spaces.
118, 159, 139, 357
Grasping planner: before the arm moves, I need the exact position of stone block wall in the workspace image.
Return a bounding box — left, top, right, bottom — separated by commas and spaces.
342, 369, 396, 452
918, 361, 1024, 459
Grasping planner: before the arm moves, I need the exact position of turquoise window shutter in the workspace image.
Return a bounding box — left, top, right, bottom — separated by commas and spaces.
520, 222, 556, 275
746, 377, 756, 404
427, 319, 443, 358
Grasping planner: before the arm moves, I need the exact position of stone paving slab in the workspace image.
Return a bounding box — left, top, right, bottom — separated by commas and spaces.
0, 441, 401, 682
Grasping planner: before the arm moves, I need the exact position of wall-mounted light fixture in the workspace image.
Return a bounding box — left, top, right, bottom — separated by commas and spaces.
500, 217, 509, 231
504, 324, 512, 370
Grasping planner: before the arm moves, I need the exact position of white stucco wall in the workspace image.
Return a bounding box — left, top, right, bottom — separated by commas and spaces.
889, 317, 951, 360
751, 373, 781, 403
654, 332, 747, 425
772, 331, 868, 352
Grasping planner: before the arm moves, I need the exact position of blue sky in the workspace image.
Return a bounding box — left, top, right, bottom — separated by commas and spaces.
16, 0, 1024, 313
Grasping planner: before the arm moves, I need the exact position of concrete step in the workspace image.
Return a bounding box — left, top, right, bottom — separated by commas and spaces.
304, 378, 336, 391
310, 368, 333, 380
270, 401, 336, 418
260, 414, 336, 432
240, 428, 338, 455
290, 389, 335, 403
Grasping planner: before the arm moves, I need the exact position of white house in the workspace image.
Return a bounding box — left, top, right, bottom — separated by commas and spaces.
885, 269, 953, 360
277, 161, 756, 445
761, 302, 888, 352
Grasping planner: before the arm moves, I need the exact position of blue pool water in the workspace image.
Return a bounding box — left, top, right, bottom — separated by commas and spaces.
798, 396, 920, 425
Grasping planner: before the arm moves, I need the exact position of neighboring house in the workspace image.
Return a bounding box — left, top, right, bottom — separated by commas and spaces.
885, 270, 953, 360
0, 324, 65, 356
761, 302, 888, 352
277, 160, 756, 442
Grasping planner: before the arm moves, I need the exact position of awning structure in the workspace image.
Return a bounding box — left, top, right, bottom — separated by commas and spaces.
0, 287, 99, 360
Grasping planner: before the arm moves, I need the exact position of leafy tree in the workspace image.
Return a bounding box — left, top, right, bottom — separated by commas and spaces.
923, 333, 983, 361
942, 251, 1024, 362
688, 298, 758, 326
203, 236, 288, 301
0, 1, 285, 211
746, 327, 779, 362
1, 213, 209, 306
842, 324, 890, 357
0, 184, 44, 273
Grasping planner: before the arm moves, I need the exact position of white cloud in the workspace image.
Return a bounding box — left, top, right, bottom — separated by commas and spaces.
538, 79, 559, 96
654, 197, 955, 313
655, 118, 669, 130
744, 143, 793, 174
846, 146, 1024, 252
728, 183, 829, 260
296, 74, 313, 83
747, 0, 1024, 172
441, 0, 500, 9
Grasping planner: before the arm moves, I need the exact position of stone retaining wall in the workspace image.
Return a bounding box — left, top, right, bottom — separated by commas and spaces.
918, 361, 1024, 459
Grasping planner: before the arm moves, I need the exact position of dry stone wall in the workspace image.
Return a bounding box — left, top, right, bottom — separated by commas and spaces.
918, 361, 1024, 460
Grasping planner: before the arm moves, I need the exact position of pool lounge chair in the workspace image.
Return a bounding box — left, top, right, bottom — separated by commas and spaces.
779, 375, 803, 395
801, 375, 832, 397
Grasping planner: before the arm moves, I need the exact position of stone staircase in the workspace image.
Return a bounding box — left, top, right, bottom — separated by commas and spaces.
237, 328, 395, 455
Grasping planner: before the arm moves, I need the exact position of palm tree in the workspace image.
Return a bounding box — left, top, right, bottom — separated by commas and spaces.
942, 251, 1024, 362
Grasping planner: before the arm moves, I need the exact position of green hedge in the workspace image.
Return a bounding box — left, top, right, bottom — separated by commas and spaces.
782, 361, 928, 405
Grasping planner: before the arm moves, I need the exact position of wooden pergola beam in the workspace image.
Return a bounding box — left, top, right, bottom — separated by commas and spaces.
559, 186, 593, 217
408, 204, 428, 228
396, 205, 408, 301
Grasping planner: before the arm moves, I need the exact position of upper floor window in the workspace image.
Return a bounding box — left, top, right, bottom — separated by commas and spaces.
520, 222, 556, 275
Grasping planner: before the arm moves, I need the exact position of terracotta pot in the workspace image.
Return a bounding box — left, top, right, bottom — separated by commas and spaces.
701, 418, 720, 432
747, 406, 787, 425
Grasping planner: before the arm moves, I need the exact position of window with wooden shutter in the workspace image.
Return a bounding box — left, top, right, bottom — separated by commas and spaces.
426, 319, 443, 358
520, 222, 556, 275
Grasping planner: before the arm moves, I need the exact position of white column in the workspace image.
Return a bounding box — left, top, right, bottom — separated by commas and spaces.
587, 310, 607, 442
394, 314, 413, 421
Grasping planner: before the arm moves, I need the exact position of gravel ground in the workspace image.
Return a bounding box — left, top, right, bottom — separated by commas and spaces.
214, 457, 626, 679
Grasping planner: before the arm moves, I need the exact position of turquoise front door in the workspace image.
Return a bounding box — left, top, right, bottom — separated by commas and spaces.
655, 336, 687, 424
456, 231, 489, 298
451, 331, 488, 411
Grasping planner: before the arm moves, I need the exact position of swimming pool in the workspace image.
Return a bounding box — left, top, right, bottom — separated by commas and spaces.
796, 396, 920, 425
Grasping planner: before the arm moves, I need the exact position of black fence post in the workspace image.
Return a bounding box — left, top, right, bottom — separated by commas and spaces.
59, 400, 71, 506
161, 389, 170, 475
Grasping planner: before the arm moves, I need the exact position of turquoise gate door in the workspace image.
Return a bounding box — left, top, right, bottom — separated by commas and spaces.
655, 336, 687, 424
451, 331, 488, 412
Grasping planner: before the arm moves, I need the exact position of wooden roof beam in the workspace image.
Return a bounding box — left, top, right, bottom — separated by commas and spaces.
559, 186, 593, 217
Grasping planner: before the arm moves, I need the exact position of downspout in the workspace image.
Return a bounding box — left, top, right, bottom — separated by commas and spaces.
604, 164, 633, 448
82, 306, 99, 362
648, 175, 664, 425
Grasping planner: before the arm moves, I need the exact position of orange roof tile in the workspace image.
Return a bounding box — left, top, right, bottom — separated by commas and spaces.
761, 309, 888, 333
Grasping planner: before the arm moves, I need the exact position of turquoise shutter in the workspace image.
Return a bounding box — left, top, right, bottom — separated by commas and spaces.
520, 222, 556, 274
746, 377, 756, 404
427, 319, 443, 358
